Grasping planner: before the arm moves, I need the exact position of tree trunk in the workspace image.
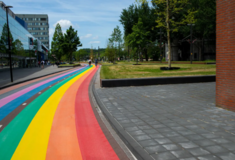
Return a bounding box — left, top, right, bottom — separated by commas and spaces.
144, 49, 148, 61
166, 0, 171, 68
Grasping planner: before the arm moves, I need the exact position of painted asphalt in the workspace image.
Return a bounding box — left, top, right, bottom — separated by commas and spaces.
0, 65, 122, 160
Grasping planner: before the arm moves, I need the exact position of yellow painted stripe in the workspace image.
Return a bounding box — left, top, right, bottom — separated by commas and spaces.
11, 66, 95, 160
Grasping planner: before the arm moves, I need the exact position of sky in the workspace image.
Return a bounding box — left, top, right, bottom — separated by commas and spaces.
7, 0, 136, 50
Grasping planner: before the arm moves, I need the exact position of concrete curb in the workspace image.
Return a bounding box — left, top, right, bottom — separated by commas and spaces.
101, 75, 216, 88
92, 70, 153, 160
0, 67, 74, 90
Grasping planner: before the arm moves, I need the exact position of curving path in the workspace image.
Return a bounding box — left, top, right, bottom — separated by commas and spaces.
0, 65, 120, 160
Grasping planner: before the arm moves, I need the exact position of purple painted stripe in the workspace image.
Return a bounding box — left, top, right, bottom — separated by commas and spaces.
0, 66, 86, 108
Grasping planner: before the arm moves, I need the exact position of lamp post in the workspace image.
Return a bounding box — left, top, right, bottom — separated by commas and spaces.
5, 5, 13, 82
188, 23, 195, 64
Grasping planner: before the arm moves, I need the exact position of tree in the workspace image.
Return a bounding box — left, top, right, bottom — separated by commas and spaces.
0, 23, 14, 54
90, 46, 94, 62
59, 26, 82, 63
13, 39, 25, 56
51, 23, 64, 62
153, 0, 196, 68
105, 44, 116, 63
109, 26, 123, 60
126, 18, 150, 64
120, 2, 158, 61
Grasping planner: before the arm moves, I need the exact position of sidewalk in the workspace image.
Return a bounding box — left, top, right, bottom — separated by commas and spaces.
93, 70, 235, 160
0, 65, 74, 88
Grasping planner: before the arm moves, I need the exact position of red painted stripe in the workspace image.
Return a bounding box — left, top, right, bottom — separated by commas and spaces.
75, 66, 119, 160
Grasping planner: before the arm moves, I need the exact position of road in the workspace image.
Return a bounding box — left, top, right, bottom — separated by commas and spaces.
0, 65, 122, 160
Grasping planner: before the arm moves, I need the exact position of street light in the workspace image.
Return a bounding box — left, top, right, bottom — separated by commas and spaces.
187, 23, 195, 64
5, 5, 13, 82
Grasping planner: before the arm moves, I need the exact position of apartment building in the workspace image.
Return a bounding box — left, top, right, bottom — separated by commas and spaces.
15, 14, 49, 49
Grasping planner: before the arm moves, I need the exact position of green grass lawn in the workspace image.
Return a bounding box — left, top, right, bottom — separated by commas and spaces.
100, 63, 216, 79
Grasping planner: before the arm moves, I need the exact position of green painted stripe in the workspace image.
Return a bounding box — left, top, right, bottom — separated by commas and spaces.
0, 67, 91, 160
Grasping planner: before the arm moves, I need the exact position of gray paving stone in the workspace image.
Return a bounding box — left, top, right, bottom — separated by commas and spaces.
179, 158, 197, 160
133, 135, 151, 141
204, 145, 228, 154
163, 144, 182, 151
197, 155, 221, 160
155, 138, 173, 145
171, 150, 194, 159
188, 148, 211, 156
125, 126, 139, 132
201, 133, 220, 139
179, 142, 199, 149
128, 130, 145, 136
138, 139, 158, 147
211, 138, 230, 144
185, 135, 204, 141
138, 125, 152, 130
151, 151, 177, 160
169, 136, 189, 143
194, 139, 216, 147
145, 145, 167, 154
217, 152, 235, 160
222, 143, 235, 151
144, 129, 158, 134
149, 133, 164, 139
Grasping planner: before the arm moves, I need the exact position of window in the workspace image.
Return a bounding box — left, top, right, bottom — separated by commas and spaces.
41, 18, 47, 21
28, 28, 32, 30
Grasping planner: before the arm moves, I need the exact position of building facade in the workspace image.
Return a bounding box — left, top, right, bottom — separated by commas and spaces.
216, 0, 235, 110
0, 1, 49, 68
15, 14, 49, 50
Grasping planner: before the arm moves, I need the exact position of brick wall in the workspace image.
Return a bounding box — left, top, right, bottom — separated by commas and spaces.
216, 0, 235, 110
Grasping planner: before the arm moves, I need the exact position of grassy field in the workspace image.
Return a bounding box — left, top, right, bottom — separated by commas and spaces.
100, 63, 216, 79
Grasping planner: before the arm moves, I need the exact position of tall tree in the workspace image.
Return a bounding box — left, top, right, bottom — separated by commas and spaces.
59, 26, 82, 63
109, 26, 122, 60
0, 23, 14, 54
120, 2, 158, 61
51, 23, 64, 62
153, 0, 196, 68
126, 18, 150, 64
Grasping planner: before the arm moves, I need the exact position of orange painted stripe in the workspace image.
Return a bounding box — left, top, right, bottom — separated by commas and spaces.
46, 67, 95, 160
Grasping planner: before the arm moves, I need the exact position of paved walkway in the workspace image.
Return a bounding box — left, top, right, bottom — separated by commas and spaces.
94, 74, 235, 160
0, 65, 71, 88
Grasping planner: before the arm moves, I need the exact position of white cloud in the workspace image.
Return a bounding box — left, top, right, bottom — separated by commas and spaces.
53, 19, 73, 29
89, 41, 100, 44
81, 34, 92, 39
92, 36, 99, 39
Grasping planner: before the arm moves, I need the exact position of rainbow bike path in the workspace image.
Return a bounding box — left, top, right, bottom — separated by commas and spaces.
0, 65, 120, 160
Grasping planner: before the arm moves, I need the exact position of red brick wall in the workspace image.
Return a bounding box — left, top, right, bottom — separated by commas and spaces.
216, 0, 235, 110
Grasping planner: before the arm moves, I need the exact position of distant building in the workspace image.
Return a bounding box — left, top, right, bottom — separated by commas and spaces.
0, 1, 49, 67
15, 14, 49, 50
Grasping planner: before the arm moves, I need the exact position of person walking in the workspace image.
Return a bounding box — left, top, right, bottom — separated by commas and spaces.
88, 59, 91, 67
95, 59, 98, 67
41, 60, 44, 69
